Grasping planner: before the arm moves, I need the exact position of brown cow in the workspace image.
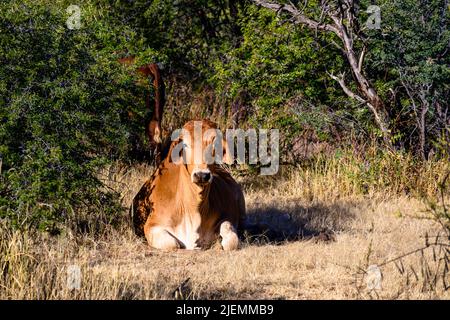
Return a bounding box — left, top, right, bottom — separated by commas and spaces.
131, 119, 246, 251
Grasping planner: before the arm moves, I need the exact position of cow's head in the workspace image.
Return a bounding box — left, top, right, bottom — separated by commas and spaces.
168, 120, 231, 186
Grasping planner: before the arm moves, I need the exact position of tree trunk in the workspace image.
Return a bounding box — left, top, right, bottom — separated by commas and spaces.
418, 90, 430, 160
252, 0, 393, 147
330, 14, 392, 146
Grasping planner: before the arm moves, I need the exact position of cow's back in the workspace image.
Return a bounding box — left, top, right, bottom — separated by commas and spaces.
131, 162, 180, 237
131, 178, 155, 237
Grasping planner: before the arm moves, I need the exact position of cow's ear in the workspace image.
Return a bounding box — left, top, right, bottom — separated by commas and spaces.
167, 138, 184, 165
222, 139, 233, 165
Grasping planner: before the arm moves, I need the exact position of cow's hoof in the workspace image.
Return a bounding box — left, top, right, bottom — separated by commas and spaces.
220, 221, 239, 251
221, 234, 239, 251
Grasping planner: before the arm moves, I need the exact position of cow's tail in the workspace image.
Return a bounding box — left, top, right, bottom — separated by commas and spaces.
144, 63, 166, 165
118, 57, 166, 165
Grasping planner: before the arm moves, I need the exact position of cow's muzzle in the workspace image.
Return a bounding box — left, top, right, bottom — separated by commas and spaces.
192, 169, 213, 185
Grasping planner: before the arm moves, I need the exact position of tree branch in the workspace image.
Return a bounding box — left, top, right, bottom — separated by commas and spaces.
327, 72, 365, 103
358, 46, 366, 73
252, 0, 392, 146
252, 0, 340, 35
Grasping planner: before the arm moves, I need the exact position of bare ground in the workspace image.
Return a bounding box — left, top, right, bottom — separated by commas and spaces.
1, 164, 449, 299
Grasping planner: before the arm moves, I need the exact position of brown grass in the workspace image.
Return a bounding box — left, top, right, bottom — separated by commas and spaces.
1, 158, 449, 300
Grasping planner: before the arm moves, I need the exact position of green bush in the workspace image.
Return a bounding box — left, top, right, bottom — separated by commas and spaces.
1, 0, 448, 233
0, 0, 161, 231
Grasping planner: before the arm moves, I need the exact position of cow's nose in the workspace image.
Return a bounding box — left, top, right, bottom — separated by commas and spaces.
193, 171, 212, 184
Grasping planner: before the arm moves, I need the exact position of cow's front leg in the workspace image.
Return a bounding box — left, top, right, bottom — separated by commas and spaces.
144, 225, 183, 251
219, 221, 239, 251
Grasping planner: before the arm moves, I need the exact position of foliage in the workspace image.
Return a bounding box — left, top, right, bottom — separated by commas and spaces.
0, 0, 448, 232
211, 6, 342, 125
0, 0, 159, 231
366, 0, 450, 155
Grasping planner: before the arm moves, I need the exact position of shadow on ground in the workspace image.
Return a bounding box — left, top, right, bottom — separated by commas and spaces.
240, 200, 357, 245
115, 277, 270, 300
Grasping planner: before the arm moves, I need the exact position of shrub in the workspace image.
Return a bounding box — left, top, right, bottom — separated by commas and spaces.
0, 0, 160, 231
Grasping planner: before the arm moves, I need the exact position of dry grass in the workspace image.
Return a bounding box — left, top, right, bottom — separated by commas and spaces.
1, 159, 449, 300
